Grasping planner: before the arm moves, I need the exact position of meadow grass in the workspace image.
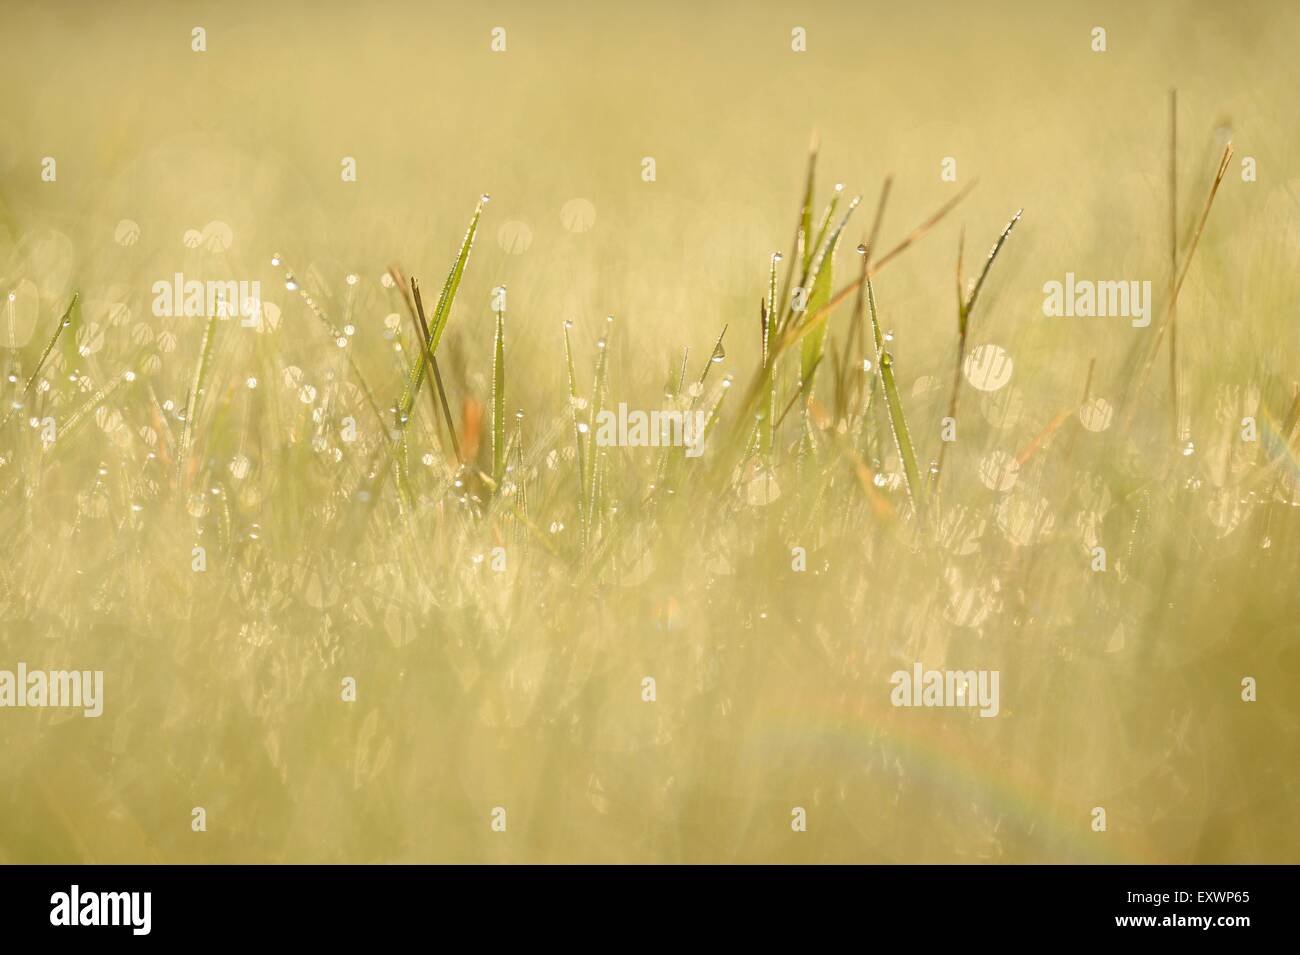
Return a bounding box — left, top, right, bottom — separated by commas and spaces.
2, 122, 1298, 863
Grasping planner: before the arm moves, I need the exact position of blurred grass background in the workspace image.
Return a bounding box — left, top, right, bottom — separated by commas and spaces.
0, 0, 1297, 862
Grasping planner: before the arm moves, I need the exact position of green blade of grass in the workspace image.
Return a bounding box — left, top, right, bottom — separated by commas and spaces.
563, 321, 589, 550
177, 309, 219, 485
491, 301, 506, 486
795, 137, 819, 278
936, 209, 1022, 488
427, 197, 487, 355
760, 254, 780, 458
806, 186, 843, 276
0, 292, 79, 433
835, 245, 870, 424
799, 195, 861, 392
413, 278, 462, 464
395, 197, 485, 427
960, 208, 1022, 333
867, 278, 924, 521
584, 333, 611, 545
693, 324, 728, 397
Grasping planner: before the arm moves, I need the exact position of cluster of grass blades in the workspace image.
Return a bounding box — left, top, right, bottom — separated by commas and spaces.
8, 129, 1248, 577
2, 150, 1027, 565
4, 123, 1296, 865
713, 140, 1019, 543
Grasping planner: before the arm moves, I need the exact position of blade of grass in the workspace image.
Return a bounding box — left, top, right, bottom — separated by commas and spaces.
584, 332, 611, 546
760, 255, 781, 457
394, 200, 483, 428
563, 321, 589, 551
426, 197, 487, 356
935, 209, 1022, 487
834, 244, 870, 424
780, 134, 819, 314
693, 324, 728, 397
1122, 143, 1232, 430
411, 276, 462, 465
834, 172, 892, 422
800, 194, 861, 393
867, 278, 925, 522
177, 309, 218, 486
491, 299, 506, 486
0, 292, 79, 433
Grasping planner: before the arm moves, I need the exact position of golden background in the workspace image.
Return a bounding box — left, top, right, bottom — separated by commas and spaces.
0, 0, 1296, 862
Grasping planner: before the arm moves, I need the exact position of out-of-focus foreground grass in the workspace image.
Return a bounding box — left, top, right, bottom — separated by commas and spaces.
0, 0, 1297, 862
